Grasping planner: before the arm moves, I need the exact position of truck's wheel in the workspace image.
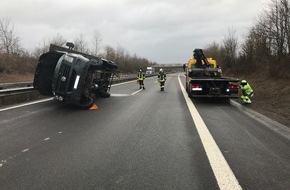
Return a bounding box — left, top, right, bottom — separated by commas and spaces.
79, 95, 94, 109
99, 91, 111, 98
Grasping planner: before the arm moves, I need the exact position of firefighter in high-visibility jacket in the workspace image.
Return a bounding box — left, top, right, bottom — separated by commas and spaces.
137, 69, 145, 89
158, 68, 166, 91
240, 79, 254, 104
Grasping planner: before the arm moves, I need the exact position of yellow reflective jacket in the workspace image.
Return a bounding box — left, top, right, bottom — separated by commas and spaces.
240, 83, 253, 95
137, 72, 145, 80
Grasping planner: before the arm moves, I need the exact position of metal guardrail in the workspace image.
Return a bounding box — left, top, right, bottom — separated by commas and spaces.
0, 87, 36, 96
0, 87, 39, 106
0, 81, 33, 90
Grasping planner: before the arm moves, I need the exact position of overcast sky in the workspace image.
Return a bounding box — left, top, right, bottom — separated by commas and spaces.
1, 0, 268, 63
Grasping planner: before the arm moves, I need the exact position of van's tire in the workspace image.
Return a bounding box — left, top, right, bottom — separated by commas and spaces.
98, 91, 111, 98
79, 95, 94, 109
33, 52, 63, 95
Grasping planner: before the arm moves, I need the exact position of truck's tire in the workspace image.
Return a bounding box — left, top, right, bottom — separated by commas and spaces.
98, 91, 111, 98
102, 59, 118, 70
33, 52, 63, 95
79, 95, 94, 109
89, 60, 103, 70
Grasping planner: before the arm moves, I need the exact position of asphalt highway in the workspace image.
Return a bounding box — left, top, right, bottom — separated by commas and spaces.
0, 73, 289, 190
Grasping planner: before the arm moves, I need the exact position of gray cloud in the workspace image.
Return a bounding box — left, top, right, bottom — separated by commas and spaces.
1, 0, 267, 63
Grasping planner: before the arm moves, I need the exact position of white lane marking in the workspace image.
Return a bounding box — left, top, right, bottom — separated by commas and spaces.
22, 148, 29, 153
110, 94, 130, 97
0, 160, 8, 168
44, 138, 50, 141
131, 89, 143, 95
58, 131, 62, 134
0, 80, 134, 112
111, 80, 136, 87
154, 81, 158, 83
0, 79, 144, 112
0, 98, 54, 112
178, 75, 242, 190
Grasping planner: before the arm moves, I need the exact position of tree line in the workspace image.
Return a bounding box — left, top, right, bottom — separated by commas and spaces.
0, 18, 156, 74
204, 0, 290, 79
2, 0, 290, 78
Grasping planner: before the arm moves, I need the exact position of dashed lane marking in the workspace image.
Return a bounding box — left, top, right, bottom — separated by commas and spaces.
131, 89, 143, 95
111, 80, 136, 87
110, 94, 130, 97
178, 75, 242, 190
21, 149, 29, 153
44, 138, 50, 141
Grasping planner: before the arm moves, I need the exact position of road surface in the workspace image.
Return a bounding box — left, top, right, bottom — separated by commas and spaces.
0, 73, 289, 190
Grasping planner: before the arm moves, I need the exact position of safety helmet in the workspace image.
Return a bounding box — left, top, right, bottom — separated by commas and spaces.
159, 68, 163, 72
241, 80, 247, 86
139, 68, 142, 72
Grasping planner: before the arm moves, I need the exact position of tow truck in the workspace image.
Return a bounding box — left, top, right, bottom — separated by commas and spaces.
185, 49, 239, 99
33, 42, 117, 108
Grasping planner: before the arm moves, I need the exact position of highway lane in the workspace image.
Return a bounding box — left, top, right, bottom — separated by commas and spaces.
0, 73, 289, 190
179, 74, 290, 190
0, 75, 218, 190
193, 98, 290, 189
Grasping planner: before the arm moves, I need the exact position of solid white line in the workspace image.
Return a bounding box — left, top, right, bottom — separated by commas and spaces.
131, 89, 143, 96
178, 75, 242, 190
0, 98, 54, 112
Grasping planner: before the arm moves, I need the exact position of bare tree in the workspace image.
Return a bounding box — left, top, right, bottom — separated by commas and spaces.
257, 0, 290, 57
204, 42, 220, 61
92, 30, 102, 56
0, 18, 22, 55
32, 40, 49, 58
74, 33, 88, 53
281, 0, 290, 54
104, 45, 116, 61
51, 33, 66, 46
220, 27, 238, 69
32, 33, 67, 58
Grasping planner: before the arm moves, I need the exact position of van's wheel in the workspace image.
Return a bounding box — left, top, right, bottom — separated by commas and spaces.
99, 91, 111, 98
79, 95, 94, 109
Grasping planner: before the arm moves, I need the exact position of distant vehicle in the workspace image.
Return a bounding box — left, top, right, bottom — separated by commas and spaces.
33, 42, 117, 108
185, 49, 239, 99
146, 67, 154, 75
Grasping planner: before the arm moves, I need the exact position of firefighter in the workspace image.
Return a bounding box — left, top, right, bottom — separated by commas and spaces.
137, 68, 145, 89
158, 68, 166, 91
240, 79, 254, 104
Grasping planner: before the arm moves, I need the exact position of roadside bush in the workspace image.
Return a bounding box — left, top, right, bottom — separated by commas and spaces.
269, 57, 290, 79
0, 54, 37, 74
